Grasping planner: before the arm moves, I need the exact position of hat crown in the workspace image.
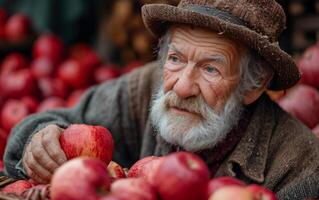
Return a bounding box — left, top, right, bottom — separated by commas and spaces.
178, 0, 286, 42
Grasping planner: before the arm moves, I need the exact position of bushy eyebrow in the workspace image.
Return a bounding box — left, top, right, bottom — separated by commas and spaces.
203, 54, 226, 64
168, 44, 226, 65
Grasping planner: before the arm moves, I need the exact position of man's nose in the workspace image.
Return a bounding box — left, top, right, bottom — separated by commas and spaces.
173, 65, 200, 99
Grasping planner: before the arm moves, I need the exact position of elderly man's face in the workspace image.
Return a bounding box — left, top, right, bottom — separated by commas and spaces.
163, 25, 244, 112
151, 25, 247, 151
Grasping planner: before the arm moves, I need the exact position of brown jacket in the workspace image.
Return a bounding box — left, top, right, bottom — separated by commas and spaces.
4, 62, 319, 200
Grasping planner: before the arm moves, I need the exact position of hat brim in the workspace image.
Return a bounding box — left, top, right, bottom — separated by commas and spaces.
142, 4, 301, 91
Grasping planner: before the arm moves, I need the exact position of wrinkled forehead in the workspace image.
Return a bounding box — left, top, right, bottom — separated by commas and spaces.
169, 24, 245, 49
167, 24, 247, 73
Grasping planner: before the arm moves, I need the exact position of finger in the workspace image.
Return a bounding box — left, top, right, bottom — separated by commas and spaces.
23, 161, 48, 184
30, 133, 60, 173
42, 125, 67, 165
25, 146, 52, 182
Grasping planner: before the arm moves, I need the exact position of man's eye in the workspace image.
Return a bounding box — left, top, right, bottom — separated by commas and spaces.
205, 66, 218, 74
168, 55, 180, 63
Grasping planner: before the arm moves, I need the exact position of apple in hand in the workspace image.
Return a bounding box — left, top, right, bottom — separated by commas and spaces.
207, 176, 246, 197
152, 151, 210, 200
1, 180, 33, 195
110, 178, 157, 200
107, 161, 126, 181
51, 157, 111, 200
59, 124, 114, 165
209, 186, 254, 200
246, 184, 278, 200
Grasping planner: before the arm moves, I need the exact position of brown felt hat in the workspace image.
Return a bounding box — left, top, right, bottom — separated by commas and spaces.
141, 0, 301, 91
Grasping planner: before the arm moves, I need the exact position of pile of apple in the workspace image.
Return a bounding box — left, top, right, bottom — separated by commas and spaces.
0, 30, 143, 173
272, 42, 319, 138
1, 124, 278, 200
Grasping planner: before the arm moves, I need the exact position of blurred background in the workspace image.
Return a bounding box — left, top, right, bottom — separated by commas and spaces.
0, 0, 319, 170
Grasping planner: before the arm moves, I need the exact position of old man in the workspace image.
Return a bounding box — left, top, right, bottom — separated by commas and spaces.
4, 0, 319, 199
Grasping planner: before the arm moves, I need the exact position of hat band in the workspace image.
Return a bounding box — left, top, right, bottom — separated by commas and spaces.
183, 5, 247, 27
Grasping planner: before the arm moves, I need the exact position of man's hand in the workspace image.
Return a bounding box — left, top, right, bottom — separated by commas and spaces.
22, 124, 67, 183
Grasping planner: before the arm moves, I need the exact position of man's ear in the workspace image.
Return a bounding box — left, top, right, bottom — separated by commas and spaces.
242, 71, 273, 105
242, 86, 267, 105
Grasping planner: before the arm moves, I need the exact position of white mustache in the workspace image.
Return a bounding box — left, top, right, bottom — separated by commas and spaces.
163, 91, 212, 120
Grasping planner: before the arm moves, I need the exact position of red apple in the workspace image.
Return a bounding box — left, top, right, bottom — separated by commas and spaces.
94, 65, 121, 83
21, 96, 39, 113
37, 97, 65, 112
0, 128, 8, 159
66, 89, 86, 107
209, 186, 254, 200
68, 43, 95, 60
128, 156, 160, 178
51, 157, 111, 200
59, 124, 114, 165
207, 177, 246, 197
33, 34, 64, 64
1, 99, 30, 131
1, 53, 28, 76
0, 68, 35, 98
57, 59, 90, 88
107, 161, 126, 181
1, 180, 33, 195
298, 45, 319, 88
30, 57, 55, 78
38, 78, 68, 98
128, 156, 163, 185
111, 178, 157, 200
5, 14, 31, 43
277, 84, 319, 129
153, 151, 210, 200
246, 184, 278, 200
79, 51, 100, 70
0, 160, 3, 171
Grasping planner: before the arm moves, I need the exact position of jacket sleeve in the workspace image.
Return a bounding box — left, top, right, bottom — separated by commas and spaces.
4, 75, 139, 179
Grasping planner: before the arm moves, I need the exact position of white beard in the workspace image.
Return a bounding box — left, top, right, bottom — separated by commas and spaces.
150, 87, 244, 152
